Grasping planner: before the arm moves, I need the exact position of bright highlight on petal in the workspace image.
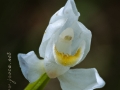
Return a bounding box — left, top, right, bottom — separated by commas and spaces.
53, 44, 82, 67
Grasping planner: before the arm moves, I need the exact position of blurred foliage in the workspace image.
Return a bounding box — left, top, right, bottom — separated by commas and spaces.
0, 0, 120, 90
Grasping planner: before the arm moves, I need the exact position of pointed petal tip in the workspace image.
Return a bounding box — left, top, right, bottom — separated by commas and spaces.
49, 0, 80, 24
18, 51, 34, 60
64, 0, 80, 16
94, 68, 105, 88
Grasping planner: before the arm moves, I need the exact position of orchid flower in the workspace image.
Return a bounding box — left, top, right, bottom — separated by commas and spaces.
18, 0, 105, 90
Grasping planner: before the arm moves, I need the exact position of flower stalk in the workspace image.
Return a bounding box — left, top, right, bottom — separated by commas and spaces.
24, 73, 50, 90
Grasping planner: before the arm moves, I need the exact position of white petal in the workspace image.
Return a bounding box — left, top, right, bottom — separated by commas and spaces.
18, 51, 45, 83
44, 31, 70, 78
49, 7, 65, 24
70, 40, 86, 66
77, 21, 92, 61
66, 21, 92, 65
49, 0, 80, 24
39, 19, 66, 58
58, 68, 105, 90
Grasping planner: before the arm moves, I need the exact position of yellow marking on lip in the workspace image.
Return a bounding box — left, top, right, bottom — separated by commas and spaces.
54, 46, 81, 66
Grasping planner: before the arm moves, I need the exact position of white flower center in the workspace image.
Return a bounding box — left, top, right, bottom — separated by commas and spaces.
55, 28, 74, 55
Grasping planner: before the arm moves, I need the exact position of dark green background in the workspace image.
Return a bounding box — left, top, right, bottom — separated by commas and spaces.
0, 0, 120, 90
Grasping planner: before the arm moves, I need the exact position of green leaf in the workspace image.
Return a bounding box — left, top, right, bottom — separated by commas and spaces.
24, 73, 50, 90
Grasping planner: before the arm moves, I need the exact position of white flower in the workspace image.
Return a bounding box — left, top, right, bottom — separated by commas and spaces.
18, 0, 105, 90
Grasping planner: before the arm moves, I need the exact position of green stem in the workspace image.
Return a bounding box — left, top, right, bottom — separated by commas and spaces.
24, 73, 50, 90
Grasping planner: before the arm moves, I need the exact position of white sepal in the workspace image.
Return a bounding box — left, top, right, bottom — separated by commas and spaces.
18, 51, 45, 83
77, 21, 92, 61
49, 0, 80, 24
58, 68, 105, 90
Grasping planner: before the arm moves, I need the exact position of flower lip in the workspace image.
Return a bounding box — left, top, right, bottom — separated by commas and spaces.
53, 44, 82, 67
53, 40, 86, 67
